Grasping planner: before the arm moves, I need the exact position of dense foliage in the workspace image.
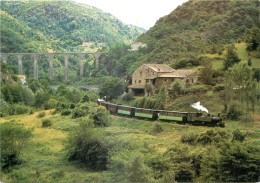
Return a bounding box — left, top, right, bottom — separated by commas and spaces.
137, 0, 259, 64
1, 1, 143, 51
1, 122, 33, 169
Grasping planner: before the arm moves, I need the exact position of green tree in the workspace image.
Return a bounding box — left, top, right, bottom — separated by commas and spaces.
223, 47, 240, 70
200, 60, 214, 84
154, 83, 167, 110
1, 122, 32, 169
99, 77, 126, 101
127, 153, 152, 182
34, 89, 51, 108
218, 143, 260, 182
171, 79, 184, 98
65, 118, 108, 170
247, 57, 252, 66
91, 107, 111, 127
253, 69, 260, 85
145, 84, 153, 96
245, 27, 260, 51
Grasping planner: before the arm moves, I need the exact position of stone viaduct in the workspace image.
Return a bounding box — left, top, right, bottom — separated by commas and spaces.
0, 52, 106, 80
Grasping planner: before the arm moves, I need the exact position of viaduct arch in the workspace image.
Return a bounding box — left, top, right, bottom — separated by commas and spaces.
0, 52, 106, 80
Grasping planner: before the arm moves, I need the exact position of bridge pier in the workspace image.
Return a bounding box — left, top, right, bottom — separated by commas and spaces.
64, 54, 70, 81
33, 55, 38, 80
48, 55, 54, 80
17, 55, 23, 75
0, 52, 106, 79
92, 53, 103, 70
78, 54, 85, 77
1, 55, 8, 64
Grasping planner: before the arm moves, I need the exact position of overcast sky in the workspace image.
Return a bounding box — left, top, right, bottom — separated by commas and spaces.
74, 0, 188, 30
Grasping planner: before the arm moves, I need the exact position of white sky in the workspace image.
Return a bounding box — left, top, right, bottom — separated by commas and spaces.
74, 0, 188, 30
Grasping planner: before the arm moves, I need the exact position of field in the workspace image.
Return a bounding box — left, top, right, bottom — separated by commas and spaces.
1, 110, 260, 182
203, 43, 260, 70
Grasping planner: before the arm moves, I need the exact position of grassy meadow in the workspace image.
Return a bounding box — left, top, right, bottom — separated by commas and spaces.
1, 108, 260, 182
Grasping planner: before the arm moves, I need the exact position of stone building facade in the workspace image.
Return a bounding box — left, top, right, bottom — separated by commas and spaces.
128, 64, 197, 96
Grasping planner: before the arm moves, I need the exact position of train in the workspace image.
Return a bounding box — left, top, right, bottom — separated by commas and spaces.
97, 99, 225, 127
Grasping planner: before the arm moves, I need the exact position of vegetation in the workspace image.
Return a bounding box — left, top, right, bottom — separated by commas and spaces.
1, 122, 33, 169
1, 0, 260, 182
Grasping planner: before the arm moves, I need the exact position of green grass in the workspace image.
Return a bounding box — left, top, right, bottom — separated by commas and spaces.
1, 109, 260, 182
236, 43, 260, 68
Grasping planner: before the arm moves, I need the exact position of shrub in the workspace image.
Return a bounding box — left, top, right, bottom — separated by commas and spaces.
71, 107, 87, 119
81, 94, 90, 103
91, 107, 111, 127
232, 129, 246, 142
152, 122, 163, 133
184, 86, 207, 95
181, 133, 198, 145
44, 98, 58, 110
66, 119, 108, 170
227, 100, 243, 120
37, 112, 46, 118
2, 103, 30, 116
61, 109, 71, 116
213, 84, 225, 92
121, 92, 134, 102
1, 122, 32, 169
42, 119, 52, 127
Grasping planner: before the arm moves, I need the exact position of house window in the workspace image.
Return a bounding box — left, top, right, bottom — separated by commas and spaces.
152, 79, 156, 85
135, 80, 136, 84
139, 80, 141, 84
140, 71, 142, 76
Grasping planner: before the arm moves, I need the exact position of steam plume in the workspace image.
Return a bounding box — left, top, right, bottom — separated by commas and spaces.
191, 102, 208, 113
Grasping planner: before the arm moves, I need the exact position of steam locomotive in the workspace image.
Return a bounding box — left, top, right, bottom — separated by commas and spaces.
97, 100, 225, 127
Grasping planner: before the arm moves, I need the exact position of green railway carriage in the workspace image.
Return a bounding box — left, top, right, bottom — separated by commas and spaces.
97, 100, 225, 127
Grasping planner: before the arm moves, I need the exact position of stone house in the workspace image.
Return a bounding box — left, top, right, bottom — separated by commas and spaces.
128, 64, 197, 96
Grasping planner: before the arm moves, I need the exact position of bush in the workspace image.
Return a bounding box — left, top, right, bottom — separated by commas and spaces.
184, 86, 207, 95
181, 133, 198, 145
152, 122, 163, 133
91, 107, 111, 127
2, 103, 31, 116
227, 100, 243, 120
61, 109, 71, 116
213, 84, 225, 92
1, 122, 32, 169
42, 119, 52, 127
121, 92, 134, 102
66, 119, 108, 170
44, 98, 58, 110
71, 107, 87, 119
81, 94, 90, 103
232, 129, 246, 142
37, 112, 46, 118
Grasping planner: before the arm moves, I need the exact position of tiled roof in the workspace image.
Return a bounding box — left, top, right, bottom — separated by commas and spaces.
144, 64, 175, 73
158, 70, 196, 78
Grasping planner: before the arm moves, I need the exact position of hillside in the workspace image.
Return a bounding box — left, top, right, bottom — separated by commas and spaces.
0, 11, 50, 53
136, 0, 259, 64
1, 0, 144, 52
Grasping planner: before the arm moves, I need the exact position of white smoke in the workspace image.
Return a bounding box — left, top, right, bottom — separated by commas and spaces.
190, 102, 208, 113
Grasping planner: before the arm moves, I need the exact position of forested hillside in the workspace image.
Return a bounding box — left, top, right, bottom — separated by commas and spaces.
1, 0, 144, 52
137, 0, 259, 64
0, 11, 49, 53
